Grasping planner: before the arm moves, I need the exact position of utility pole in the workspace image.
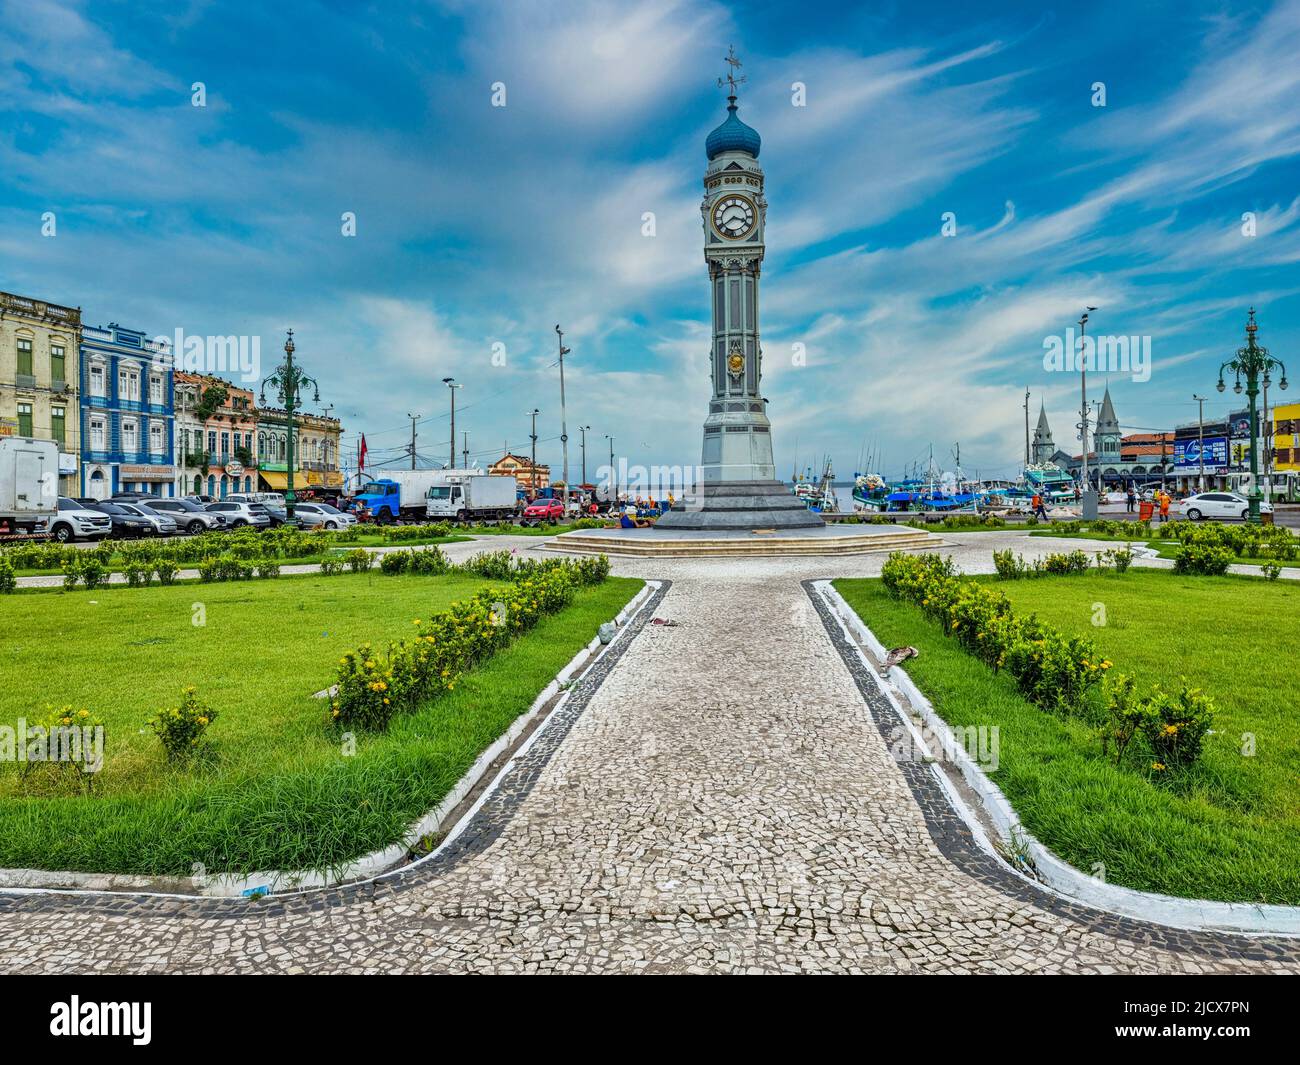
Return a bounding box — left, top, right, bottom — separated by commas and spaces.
462, 431, 469, 469
578, 425, 591, 487
1023, 388, 1030, 467
528, 408, 540, 494
259, 330, 319, 520
407, 412, 420, 470
555, 325, 571, 518
1193, 394, 1208, 492
441, 377, 461, 469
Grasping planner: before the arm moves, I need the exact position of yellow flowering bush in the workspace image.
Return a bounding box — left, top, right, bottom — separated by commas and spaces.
146, 686, 218, 763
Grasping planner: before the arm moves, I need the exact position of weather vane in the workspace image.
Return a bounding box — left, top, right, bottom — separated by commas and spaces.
717, 44, 746, 98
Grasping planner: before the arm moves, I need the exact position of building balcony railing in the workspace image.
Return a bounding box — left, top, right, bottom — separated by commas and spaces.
0, 291, 81, 325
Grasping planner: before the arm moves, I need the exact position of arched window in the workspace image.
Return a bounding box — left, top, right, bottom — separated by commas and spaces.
220, 475, 229, 498
193, 474, 202, 494
244, 476, 251, 492
207, 474, 215, 496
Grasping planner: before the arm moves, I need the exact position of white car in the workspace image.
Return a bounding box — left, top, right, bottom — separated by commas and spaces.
1172, 492, 1275, 522
293, 502, 357, 529
206, 501, 272, 529
42, 497, 113, 543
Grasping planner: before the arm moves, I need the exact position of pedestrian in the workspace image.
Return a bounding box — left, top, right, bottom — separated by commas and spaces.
1126, 485, 1136, 513
1158, 490, 1171, 523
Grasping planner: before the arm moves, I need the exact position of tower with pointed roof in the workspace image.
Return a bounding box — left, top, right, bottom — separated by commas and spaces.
1031, 403, 1055, 465
1095, 386, 1121, 465
657, 49, 821, 529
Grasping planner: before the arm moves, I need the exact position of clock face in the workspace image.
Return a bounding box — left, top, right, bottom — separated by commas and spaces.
712, 195, 756, 240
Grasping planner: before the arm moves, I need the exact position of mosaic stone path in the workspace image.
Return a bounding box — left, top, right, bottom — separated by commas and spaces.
1, 540, 1297, 973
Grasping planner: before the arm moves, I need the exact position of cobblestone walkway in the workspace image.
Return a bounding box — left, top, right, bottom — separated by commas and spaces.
1, 539, 1297, 972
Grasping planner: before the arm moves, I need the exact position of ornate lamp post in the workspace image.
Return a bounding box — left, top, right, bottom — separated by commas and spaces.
1217, 308, 1287, 523
260, 329, 319, 520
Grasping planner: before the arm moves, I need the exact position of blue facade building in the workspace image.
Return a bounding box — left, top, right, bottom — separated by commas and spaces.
80, 323, 175, 498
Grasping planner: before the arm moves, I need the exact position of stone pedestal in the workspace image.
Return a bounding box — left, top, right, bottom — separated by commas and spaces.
656, 480, 824, 530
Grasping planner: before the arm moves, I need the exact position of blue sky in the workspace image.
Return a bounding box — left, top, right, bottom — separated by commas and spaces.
3, 0, 1298, 481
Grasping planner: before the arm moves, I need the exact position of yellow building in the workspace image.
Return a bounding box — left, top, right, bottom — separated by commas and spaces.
1272, 402, 1300, 470
0, 291, 82, 494
489, 452, 550, 492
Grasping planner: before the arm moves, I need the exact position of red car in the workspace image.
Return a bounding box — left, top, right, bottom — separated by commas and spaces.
522, 499, 564, 523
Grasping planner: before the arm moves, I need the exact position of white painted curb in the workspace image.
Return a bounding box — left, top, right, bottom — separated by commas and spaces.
0, 579, 660, 900
815, 579, 1300, 938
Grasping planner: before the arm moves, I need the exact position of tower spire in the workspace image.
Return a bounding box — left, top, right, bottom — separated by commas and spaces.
717, 44, 746, 104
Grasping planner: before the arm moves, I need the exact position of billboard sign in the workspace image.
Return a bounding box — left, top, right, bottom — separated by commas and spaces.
1174, 436, 1228, 472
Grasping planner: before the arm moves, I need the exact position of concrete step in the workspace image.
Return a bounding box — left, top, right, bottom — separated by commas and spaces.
543, 530, 941, 558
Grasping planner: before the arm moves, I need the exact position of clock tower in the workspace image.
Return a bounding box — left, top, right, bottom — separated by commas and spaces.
658, 49, 822, 529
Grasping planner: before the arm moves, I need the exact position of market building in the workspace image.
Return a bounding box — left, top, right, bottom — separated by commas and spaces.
1064, 386, 1175, 489
0, 290, 82, 494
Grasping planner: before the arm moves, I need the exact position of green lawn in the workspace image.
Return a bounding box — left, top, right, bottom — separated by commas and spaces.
0, 570, 641, 875
834, 569, 1300, 904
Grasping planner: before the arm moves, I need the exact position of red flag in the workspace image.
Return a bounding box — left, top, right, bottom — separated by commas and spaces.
358, 434, 368, 472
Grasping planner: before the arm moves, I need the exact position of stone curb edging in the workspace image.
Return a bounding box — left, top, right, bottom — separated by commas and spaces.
813, 579, 1300, 938
0, 579, 660, 899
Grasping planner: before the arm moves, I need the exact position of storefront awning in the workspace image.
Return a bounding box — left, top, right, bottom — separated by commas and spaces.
259, 471, 291, 490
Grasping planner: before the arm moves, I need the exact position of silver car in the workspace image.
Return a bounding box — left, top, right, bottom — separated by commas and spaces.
292, 502, 357, 530
118, 502, 178, 536
147, 497, 224, 535
205, 501, 272, 529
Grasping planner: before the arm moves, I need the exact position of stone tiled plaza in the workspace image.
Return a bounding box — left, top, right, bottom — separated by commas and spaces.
2, 534, 1296, 975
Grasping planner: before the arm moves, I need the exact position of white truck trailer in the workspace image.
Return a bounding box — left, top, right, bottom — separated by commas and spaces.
425, 473, 518, 521
0, 437, 59, 534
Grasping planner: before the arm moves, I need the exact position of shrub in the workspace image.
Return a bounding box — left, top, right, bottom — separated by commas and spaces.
1262, 561, 1282, 581
19, 705, 104, 794
992, 549, 1026, 580
146, 687, 218, 763
345, 548, 374, 573
1173, 543, 1232, 576
197, 557, 222, 582
123, 561, 153, 588
459, 549, 515, 580
1144, 681, 1215, 772
380, 523, 452, 542
61, 558, 81, 590
1101, 674, 1154, 767
155, 560, 180, 585
79, 558, 106, 590
319, 557, 345, 575
1099, 546, 1134, 573
0, 555, 16, 594
379, 551, 409, 575
256, 560, 281, 579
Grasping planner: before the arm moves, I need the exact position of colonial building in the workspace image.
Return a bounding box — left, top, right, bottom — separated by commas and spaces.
80, 323, 174, 498
0, 290, 82, 494
255, 407, 344, 495
174, 372, 256, 498
1272, 402, 1300, 471
489, 452, 550, 491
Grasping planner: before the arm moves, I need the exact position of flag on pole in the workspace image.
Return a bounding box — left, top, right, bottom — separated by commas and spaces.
359, 434, 368, 472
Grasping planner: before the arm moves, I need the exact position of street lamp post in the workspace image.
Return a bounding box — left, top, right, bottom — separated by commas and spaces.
1077, 308, 1098, 515
260, 329, 319, 521
1192, 394, 1208, 492
578, 425, 591, 488
528, 408, 540, 495
442, 378, 461, 469
1217, 308, 1288, 523
555, 325, 571, 519
604, 433, 615, 502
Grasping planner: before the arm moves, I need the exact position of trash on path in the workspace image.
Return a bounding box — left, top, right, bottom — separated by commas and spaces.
650, 617, 679, 627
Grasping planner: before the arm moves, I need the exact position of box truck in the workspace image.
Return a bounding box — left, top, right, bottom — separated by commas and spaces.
425, 473, 518, 521
0, 437, 60, 534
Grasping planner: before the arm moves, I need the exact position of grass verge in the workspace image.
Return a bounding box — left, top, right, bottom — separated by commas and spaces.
833, 569, 1300, 904
0, 571, 641, 876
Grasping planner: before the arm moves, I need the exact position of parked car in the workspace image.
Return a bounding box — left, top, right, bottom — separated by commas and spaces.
86, 500, 159, 538
256, 501, 298, 528
228, 492, 286, 509
293, 501, 357, 530
521, 499, 565, 524
1172, 492, 1275, 522
205, 501, 272, 529
147, 497, 225, 535
42, 497, 113, 543
117, 501, 178, 536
